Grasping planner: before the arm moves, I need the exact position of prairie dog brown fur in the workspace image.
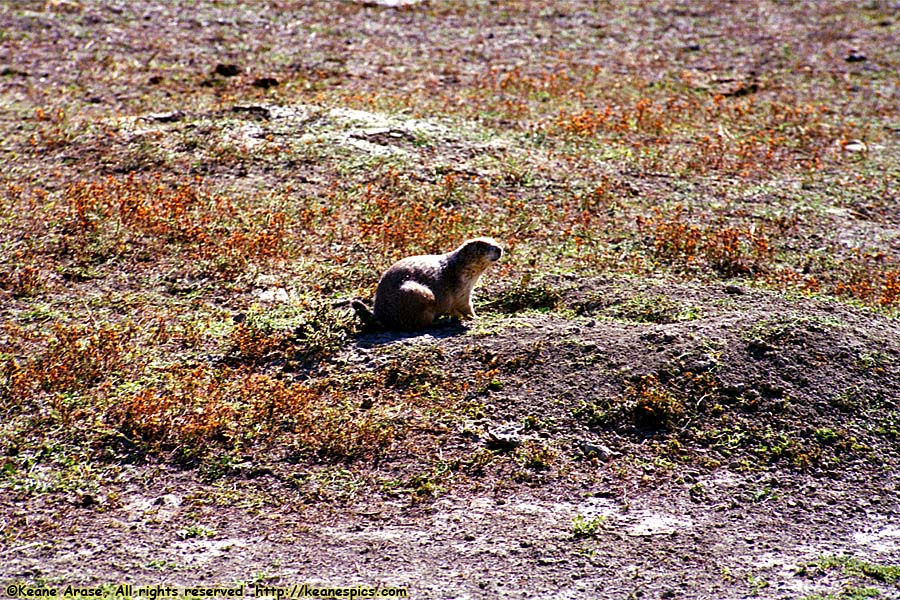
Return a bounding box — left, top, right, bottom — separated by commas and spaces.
352, 237, 503, 331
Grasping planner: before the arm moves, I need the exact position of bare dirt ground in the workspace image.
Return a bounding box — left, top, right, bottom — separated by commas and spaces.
2, 1, 900, 599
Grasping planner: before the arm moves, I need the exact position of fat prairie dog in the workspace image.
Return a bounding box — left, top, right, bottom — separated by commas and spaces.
352, 237, 503, 331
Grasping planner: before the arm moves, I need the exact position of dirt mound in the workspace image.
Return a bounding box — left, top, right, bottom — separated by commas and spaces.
341, 275, 900, 479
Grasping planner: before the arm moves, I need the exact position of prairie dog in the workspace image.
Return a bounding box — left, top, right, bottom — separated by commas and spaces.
352, 237, 503, 331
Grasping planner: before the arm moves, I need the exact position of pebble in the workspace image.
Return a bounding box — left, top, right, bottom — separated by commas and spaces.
845, 49, 867, 63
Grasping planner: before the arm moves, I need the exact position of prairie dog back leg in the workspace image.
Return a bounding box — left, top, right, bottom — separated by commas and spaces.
393, 281, 438, 330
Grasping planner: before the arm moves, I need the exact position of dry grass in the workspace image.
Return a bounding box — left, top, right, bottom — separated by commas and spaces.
1, 0, 898, 495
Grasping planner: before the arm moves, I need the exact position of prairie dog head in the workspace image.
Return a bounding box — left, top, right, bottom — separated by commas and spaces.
454, 237, 503, 272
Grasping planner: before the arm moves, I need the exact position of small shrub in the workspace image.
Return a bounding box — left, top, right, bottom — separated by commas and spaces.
833, 252, 900, 308
227, 321, 287, 366
287, 299, 355, 366
1, 263, 44, 297
608, 294, 699, 324
575, 374, 689, 433
56, 173, 290, 277
111, 366, 400, 462
488, 277, 563, 313
354, 168, 469, 256
10, 322, 133, 398
515, 440, 557, 470
116, 367, 237, 456
227, 300, 354, 368
382, 346, 446, 390
637, 205, 771, 277
460, 447, 495, 474
810, 555, 900, 585
814, 427, 840, 445
573, 397, 626, 430
572, 514, 606, 538
630, 375, 685, 430
177, 525, 217, 539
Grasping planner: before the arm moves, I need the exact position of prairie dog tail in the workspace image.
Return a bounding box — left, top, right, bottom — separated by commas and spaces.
351, 298, 383, 330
